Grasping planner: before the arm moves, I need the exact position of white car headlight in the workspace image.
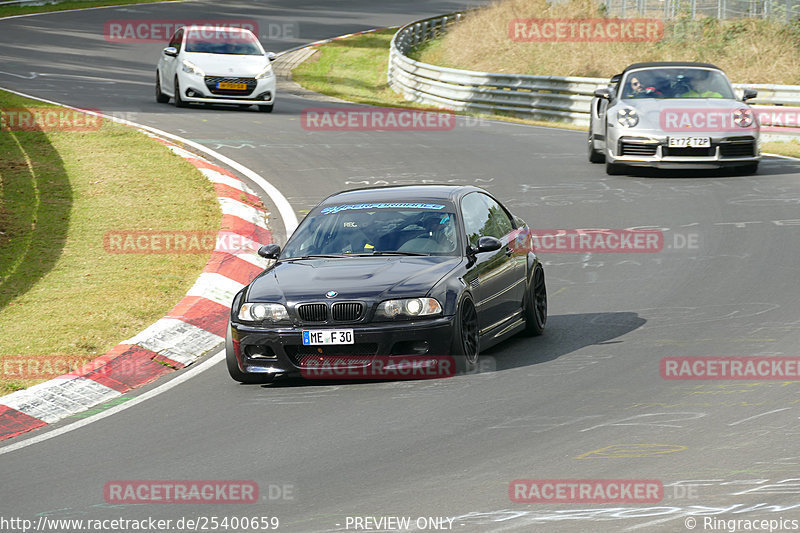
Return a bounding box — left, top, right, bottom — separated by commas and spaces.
238, 302, 289, 322
733, 108, 753, 128
617, 108, 639, 128
375, 298, 442, 319
181, 59, 204, 77
255, 64, 273, 79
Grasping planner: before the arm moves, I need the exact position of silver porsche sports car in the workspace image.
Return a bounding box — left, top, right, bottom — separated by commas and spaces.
588, 62, 760, 175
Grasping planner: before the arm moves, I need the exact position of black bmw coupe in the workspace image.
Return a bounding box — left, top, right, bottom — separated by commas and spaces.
226, 185, 547, 383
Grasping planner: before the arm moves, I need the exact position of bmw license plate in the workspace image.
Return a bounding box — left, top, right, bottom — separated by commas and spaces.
217, 82, 248, 91
302, 329, 354, 345
668, 136, 710, 148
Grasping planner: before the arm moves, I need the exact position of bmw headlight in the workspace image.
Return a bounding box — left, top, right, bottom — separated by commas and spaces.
238, 302, 289, 323
181, 59, 204, 76
733, 108, 753, 128
255, 64, 273, 79
617, 108, 639, 128
375, 298, 442, 319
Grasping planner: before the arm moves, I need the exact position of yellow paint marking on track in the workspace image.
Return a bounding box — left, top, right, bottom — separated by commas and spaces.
576, 444, 687, 459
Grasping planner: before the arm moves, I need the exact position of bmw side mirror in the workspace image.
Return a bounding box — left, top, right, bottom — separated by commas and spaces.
742, 88, 758, 101
266, 52, 277, 62
163, 47, 178, 57
475, 236, 502, 254
258, 244, 281, 259
594, 87, 613, 100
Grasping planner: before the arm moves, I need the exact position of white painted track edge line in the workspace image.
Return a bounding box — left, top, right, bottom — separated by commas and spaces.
0, 350, 225, 456
0, 86, 299, 237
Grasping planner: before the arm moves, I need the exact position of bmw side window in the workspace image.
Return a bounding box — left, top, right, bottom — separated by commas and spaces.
481, 194, 514, 239
460, 193, 487, 247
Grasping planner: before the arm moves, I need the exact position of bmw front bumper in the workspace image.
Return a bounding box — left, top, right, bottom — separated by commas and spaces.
230, 316, 458, 379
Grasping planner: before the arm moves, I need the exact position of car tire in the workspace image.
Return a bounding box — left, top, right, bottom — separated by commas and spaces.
225, 323, 274, 384
523, 263, 547, 336
259, 104, 274, 113
155, 72, 169, 104
588, 132, 605, 163
173, 77, 187, 108
450, 296, 479, 374
606, 161, 625, 175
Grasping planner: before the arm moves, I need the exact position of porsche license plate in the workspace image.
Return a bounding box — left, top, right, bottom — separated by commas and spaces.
302, 329, 354, 345
217, 82, 248, 91
668, 136, 711, 148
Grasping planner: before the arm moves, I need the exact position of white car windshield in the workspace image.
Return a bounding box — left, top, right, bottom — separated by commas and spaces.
281, 206, 460, 257
621, 69, 734, 100
184, 28, 263, 55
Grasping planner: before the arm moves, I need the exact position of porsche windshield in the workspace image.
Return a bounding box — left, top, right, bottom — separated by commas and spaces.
281, 205, 460, 257
621, 68, 735, 99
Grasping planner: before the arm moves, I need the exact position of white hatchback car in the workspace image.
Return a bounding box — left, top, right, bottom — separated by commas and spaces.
155, 25, 277, 112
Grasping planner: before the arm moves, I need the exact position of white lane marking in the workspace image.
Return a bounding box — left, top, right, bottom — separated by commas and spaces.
0, 86, 298, 238
728, 407, 791, 426
0, 0, 188, 20
0, 350, 224, 456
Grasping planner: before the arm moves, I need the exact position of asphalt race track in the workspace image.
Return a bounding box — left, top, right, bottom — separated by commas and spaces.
2, 1, 800, 531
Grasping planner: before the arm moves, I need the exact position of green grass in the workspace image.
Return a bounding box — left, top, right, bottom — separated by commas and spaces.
291, 27, 800, 158
291, 29, 587, 130
0, 90, 220, 395
0, 0, 172, 19
291, 30, 412, 108
763, 140, 800, 158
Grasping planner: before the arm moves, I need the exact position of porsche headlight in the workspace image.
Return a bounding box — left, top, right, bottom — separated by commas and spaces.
375, 298, 442, 319
181, 59, 204, 76
255, 64, 273, 79
733, 108, 753, 128
238, 302, 289, 323
617, 108, 639, 128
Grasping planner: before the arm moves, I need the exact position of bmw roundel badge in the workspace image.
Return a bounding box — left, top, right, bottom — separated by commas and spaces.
325, 291, 338, 298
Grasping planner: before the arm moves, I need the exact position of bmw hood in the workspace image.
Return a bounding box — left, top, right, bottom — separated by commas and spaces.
183, 52, 268, 77
245, 256, 461, 303
615, 98, 758, 134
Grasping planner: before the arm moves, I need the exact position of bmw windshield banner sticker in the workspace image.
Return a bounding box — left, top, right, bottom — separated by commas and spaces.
321, 203, 445, 214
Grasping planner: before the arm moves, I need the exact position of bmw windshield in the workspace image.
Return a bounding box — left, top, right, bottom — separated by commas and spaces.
281, 203, 460, 258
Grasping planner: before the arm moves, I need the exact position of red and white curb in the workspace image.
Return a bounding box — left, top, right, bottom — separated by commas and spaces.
0, 137, 272, 441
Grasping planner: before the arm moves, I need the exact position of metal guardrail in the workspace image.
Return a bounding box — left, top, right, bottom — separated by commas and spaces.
388, 11, 800, 140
